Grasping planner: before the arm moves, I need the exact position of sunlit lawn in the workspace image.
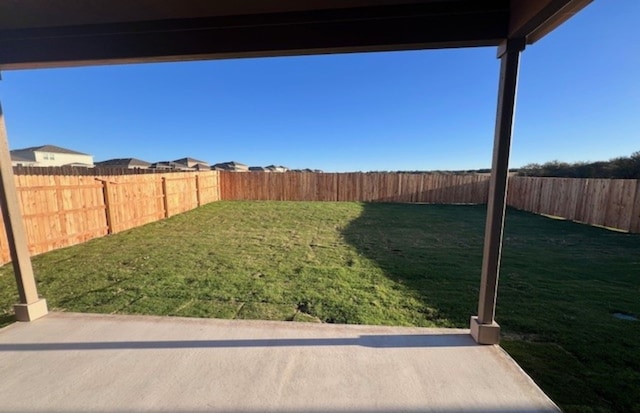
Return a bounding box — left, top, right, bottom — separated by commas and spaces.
1, 201, 638, 413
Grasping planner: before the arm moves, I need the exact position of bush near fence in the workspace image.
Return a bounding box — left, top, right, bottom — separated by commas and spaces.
0, 171, 220, 264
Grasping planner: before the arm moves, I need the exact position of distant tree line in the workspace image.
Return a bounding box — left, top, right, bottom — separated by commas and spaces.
517, 151, 640, 179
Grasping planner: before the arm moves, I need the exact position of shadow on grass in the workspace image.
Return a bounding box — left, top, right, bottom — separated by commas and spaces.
341, 203, 487, 328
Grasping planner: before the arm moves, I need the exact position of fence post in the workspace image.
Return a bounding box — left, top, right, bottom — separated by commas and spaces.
102, 180, 116, 234
214, 171, 220, 201
195, 174, 201, 207
630, 179, 640, 233
162, 177, 170, 218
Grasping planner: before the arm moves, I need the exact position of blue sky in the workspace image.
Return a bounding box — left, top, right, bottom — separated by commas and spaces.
1, 1, 638, 172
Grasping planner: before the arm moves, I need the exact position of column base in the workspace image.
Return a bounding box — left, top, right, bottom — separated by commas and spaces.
470, 316, 500, 344
14, 299, 48, 321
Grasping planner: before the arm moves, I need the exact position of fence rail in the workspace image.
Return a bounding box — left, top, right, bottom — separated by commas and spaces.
0, 171, 220, 264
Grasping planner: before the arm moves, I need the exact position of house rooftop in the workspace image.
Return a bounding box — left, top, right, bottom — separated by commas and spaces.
173, 157, 209, 165
96, 158, 152, 167
12, 145, 90, 156
214, 161, 248, 167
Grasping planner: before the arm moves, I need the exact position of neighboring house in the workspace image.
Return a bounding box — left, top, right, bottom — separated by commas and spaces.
192, 163, 210, 171
265, 165, 289, 173
10, 153, 38, 167
249, 166, 268, 172
288, 168, 320, 173
149, 161, 193, 171
173, 157, 209, 169
10, 145, 94, 167
213, 161, 249, 172
149, 162, 174, 170
95, 158, 152, 169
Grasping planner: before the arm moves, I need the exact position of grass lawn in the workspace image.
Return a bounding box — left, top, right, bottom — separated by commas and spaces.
0, 201, 639, 412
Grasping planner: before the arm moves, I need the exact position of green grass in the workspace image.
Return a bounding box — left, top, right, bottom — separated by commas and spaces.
0, 201, 639, 412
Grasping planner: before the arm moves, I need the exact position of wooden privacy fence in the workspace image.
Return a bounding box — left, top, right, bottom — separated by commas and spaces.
220, 172, 491, 204
2, 171, 638, 265
0, 171, 220, 264
507, 176, 640, 233
221, 173, 640, 233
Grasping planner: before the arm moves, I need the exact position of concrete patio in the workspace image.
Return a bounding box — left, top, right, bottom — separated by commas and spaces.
0, 312, 558, 413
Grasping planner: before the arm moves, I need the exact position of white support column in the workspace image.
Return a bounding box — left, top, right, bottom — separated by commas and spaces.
471, 38, 524, 345
0, 98, 48, 321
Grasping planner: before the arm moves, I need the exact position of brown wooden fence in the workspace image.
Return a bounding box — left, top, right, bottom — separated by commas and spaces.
2, 172, 638, 265
221, 172, 640, 233
0, 171, 220, 264
219, 172, 491, 204
507, 176, 640, 233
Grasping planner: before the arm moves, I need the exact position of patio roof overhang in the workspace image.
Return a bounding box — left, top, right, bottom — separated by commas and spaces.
0, 0, 592, 344
0, 0, 590, 70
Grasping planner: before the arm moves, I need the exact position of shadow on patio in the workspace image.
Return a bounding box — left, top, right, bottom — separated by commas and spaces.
0, 333, 475, 351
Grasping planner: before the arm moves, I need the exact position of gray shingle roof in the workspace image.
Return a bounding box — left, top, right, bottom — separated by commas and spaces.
173, 157, 209, 166
12, 144, 90, 156
95, 158, 151, 167
213, 161, 248, 169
